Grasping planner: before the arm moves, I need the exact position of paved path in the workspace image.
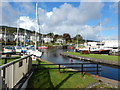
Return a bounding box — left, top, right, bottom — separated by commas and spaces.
91, 75, 119, 88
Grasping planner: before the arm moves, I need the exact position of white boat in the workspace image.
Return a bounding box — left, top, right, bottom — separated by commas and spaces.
26, 2, 42, 58
14, 46, 22, 53
3, 46, 15, 53
27, 47, 42, 57
31, 50, 42, 57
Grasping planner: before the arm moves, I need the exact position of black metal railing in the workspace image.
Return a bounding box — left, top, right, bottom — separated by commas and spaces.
33, 62, 101, 75
0, 52, 22, 64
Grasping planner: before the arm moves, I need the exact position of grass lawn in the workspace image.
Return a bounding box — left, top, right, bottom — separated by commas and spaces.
64, 52, 119, 62
27, 60, 99, 88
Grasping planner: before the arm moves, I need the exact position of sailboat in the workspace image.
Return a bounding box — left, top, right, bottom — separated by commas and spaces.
27, 2, 42, 58
14, 20, 22, 53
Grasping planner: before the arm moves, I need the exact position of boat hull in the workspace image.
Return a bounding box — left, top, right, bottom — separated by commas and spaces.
90, 50, 110, 54
38, 46, 48, 49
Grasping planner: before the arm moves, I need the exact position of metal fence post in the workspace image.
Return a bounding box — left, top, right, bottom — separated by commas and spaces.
59, 64, 60, 72
81, 64, 83, 75
4, 58, 7, 64
97, 64, 99, 75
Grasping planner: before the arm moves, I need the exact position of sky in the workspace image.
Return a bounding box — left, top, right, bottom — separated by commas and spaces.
0, 0, 119, 41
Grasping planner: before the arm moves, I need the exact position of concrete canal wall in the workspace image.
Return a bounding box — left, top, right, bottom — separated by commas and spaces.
60, 53, 120, 88
60, 53, 120, 67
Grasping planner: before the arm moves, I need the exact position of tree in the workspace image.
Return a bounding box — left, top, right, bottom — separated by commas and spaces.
53, 34, 59, 42
47, 33, 54, 37
63, 33, 71, 43
73, 34, 83, 44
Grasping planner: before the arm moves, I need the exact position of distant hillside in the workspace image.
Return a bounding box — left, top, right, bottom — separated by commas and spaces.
0, 26, 35, 34
0, 26, 97, 43
86, 40, 99, 42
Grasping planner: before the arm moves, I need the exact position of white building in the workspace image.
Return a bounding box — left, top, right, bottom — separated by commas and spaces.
1, 31, 14, 41
18, 34, 25, 42
30, 35, 40, 42
14, 33, 25, 42
102, 40, 119, 48
0, 31, 2, 41
43, 36, 53, 43
55, 38, 66, 44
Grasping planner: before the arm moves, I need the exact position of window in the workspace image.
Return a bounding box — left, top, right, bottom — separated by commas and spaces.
26, 59, 27, 63
19, 61, 23, 67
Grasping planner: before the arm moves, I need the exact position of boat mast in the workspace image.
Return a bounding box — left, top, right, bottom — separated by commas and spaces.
24, 25, 26, 46
5, 28, 6, 45
16, 21, 19, 47
76, 30, 78, 48
99, 15, 102, 49
38, 8, 41, 46
35, 2, 38, 50
16, 7, 20, 47
85, 29, 87, 45
42, 34, 43, 46
85, 25, 88, 47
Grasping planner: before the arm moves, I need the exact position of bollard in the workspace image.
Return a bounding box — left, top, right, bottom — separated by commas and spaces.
70, 59, 73, 63
96, 75, 99, 78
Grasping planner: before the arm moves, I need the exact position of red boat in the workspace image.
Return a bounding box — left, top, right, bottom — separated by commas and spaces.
70, 46, 75, 50
38, 46, 48, 49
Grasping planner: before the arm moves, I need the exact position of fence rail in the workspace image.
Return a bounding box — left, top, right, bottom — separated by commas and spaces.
33, 62, 101, 75
0, 54, 32, 89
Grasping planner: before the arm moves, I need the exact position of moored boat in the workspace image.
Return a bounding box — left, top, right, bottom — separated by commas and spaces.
70, 46, 75, 50
90, 49, 111, 54
38, 45, 48, 49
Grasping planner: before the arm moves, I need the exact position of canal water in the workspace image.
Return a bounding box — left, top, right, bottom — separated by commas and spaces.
41, 48, 120, 81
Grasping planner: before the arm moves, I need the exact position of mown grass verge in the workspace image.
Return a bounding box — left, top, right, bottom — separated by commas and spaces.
64, 52, 119, 61
27, 59, 101, 89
